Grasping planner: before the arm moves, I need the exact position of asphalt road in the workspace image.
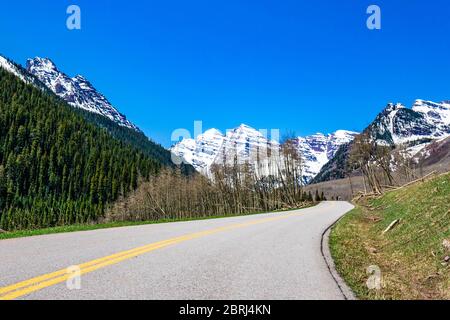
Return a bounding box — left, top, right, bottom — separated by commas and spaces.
0, 201, 354, 300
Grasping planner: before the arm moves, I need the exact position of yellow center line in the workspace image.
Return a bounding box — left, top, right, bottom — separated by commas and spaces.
0, 212, 300, 300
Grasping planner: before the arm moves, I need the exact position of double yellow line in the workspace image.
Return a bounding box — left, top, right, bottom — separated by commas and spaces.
0, 213, 298, 300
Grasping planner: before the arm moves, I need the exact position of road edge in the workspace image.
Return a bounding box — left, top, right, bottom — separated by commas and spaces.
321, 213, 357, 301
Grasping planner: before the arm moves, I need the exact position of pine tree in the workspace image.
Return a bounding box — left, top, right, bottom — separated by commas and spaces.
0, 68, 174, 231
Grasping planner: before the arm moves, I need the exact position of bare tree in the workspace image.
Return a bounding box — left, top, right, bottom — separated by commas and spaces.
107, 138, 309, 222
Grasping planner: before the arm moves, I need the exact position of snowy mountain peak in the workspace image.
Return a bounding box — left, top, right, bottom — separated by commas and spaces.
383, 102, 405, 113
238, 123, 258, 131
26, 57, 58, 73
366, 99, 450, 155
413, 99, 427, 107
228, 123, 264, 137
0, 55, 48, 90
333, 130, 358, 139
26, 57, 139, 131
172, 124, 357, 182
203, 128, 223, 137
413, 99, 450, 112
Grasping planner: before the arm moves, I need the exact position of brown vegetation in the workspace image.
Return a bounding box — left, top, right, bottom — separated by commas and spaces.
347, 133, 431, 196
107, 143, 313, 222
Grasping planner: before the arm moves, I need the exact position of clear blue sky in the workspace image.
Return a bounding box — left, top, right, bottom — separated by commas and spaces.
1, 1, 450, 146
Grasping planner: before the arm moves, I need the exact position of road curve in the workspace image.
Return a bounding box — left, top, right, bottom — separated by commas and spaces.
0, 201, 354, 300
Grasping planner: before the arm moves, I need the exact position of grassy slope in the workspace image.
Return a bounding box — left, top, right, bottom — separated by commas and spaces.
330, 173, 450, 300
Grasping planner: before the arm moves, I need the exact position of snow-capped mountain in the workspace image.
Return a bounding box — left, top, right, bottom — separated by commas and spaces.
367, 100, 450, 153
412, 100, 450, 137
213, 124, 280, 169
0, 55, 47, 90
313, 99, 450, 184
294, 130, 358, 181
172, 128, 226, 172
171, 124, 357, 181
26, 57, 139, 131
172, 124, 277, 173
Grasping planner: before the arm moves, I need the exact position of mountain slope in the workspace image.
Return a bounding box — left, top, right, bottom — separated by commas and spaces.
416, 136, 450, 170
26, 57, 139, 131
0, 63, 165, 231
310, 142, 353, 184
73, 107, 193, 172
294, 130, 357, 181
172, 124, 357, 181
313, 100, 450, 184
0, 55, 48, 91
1, 54, 191, 173
366, 102, 449, 146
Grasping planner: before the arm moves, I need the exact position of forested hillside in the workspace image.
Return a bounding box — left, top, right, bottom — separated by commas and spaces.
73, 108, 194, 175
310, 142, 352, 184
0, 68, 165, 230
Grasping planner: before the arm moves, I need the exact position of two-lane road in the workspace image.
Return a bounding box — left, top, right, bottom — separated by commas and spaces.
0, 201, 354, 300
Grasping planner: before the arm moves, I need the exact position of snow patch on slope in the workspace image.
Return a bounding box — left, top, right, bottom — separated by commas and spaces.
172, 124, 357, 182
295, 130, 358, 181
0, 55, 47, 90
26, 57, 139, 131
0, 56, 24, 80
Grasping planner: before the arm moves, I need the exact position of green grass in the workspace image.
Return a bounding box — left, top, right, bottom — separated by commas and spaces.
0, 204, 314, 241
330, 173, 450, 300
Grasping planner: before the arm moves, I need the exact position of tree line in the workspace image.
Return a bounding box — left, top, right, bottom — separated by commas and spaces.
0, 68, 163, 230
107, 141, 315, 222
0, 67, 318, 231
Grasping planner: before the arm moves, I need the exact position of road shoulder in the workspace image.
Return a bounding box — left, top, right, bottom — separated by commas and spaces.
321, 214, 357, 300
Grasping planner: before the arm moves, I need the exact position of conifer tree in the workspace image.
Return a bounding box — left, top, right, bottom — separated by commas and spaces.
0, 68, 169, 231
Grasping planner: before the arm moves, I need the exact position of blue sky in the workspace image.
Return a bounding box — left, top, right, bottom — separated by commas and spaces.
1, 1, 450, 146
